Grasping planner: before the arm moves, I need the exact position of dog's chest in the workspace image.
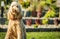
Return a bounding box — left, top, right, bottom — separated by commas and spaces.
12, 25, 17, 38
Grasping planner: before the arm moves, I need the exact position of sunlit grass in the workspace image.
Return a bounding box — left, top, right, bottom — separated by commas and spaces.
0, 32, 60, 39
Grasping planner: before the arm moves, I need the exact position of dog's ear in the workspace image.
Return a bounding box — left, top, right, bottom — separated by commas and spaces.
7, 12, 16, 20
17, 13, 22, 19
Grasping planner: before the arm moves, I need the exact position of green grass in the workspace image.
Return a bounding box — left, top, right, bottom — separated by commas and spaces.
0, 32, 6, 39
0, 32, 60, 39
27, 32, 60, 39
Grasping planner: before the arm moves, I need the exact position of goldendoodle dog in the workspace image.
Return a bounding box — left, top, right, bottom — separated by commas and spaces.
5, 2, 26, 39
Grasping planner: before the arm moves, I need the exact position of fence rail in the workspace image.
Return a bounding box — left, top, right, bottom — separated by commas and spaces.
0, 17, 60, 20
22, 17, 60, 20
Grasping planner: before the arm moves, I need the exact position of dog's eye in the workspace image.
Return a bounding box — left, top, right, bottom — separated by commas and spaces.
12, 5, 15, 7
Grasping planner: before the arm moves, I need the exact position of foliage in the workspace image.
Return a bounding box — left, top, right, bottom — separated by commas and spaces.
42, 19, 48, 25
5, 5, 10, 9
42, 9, 56, 24
44, 10, 56, 18
33, 24, 38, 28
5, 20, 9, 25
38, 1, 46, 7
21, 1, 30, 8
46, 0, 52, 4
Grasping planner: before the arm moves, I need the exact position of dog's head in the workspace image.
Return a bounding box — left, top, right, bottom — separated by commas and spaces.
7, 2, 22, 20
9, 2, 21, 14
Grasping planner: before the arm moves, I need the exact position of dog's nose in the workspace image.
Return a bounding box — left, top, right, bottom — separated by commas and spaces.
16, 6, 18, 8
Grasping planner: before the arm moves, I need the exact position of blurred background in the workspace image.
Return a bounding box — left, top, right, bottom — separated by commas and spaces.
0, 0, 60, 27
0, 0, 60, 39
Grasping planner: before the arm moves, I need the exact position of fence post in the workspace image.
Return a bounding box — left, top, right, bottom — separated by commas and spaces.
58, 7, 60, 26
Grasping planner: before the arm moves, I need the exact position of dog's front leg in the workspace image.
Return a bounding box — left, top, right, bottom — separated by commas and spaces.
17, 24, 22, 39
5, 26, 12, 39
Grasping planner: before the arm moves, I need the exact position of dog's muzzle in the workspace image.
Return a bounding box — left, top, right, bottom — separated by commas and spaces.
12, 6, 19, 13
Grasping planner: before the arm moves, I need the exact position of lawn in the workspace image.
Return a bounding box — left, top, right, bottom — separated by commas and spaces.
0, 32, 60, 39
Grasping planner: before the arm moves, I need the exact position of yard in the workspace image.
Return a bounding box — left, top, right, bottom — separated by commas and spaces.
0, 32, 60, 39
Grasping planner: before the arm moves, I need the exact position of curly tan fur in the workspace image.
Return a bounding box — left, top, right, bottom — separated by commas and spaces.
5, 2, 26, 39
